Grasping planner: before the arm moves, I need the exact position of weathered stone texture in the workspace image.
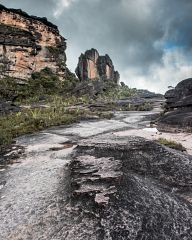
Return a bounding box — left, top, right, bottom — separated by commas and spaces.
165, 78, 192, 109
0, 4, 66, 80
159, 78, 192, 131
70, 135, 192, 239
75, 48, 120, 84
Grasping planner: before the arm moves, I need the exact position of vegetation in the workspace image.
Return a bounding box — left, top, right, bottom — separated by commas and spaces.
0, 105, 80, 147
0, 67, 79, 103
0, 95, 112, 148
96, 81, 137, 101
157, 138, 186, 152
0, 68, 152, 149
46, 46, 63, 55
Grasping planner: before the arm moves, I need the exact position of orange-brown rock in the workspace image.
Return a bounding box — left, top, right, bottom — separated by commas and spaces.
0, 4, 66, 80
75, 48, 120, 84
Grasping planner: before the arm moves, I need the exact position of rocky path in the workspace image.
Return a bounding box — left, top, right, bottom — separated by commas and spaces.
0, 100, 192, 240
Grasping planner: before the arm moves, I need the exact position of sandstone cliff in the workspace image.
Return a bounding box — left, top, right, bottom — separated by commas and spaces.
75, 48, 120, 84
0, 4, 66, 80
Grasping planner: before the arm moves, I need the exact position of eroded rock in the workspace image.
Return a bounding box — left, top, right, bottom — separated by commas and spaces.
69, 136, 192, 239
0, 4, 66, 80
159, 78, 192, 131
75, 48, 120, 84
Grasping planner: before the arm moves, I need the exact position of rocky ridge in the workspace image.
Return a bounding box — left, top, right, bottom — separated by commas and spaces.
0, 4, 66, 80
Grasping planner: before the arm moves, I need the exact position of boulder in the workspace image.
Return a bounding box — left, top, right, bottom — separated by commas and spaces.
159, 78, 192, 131
165, 78, 192, 109
0, 99, 20, 115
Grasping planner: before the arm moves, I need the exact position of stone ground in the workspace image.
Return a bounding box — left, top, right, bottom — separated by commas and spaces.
115, 128, 192, 155
0, 100, 192, 239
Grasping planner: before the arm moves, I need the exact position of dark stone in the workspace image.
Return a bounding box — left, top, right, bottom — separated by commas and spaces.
159, 78, 192, 131
72, 79, 105, 97
137, 89, 164, 99
0, 23, 36, 47
69, 136, 192, 239
165, 78, 192, 109
0, 99, 20, 115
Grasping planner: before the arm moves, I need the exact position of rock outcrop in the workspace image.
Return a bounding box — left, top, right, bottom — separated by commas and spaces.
165, 78, 192, 110
68, 135, 192, 239
0, 4, 66, 80
159, 78, 192, 131
0, 98, 20, 115
75, 48, 120, 84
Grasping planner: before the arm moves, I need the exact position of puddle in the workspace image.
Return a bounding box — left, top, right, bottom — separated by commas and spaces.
143, 127, 159, 133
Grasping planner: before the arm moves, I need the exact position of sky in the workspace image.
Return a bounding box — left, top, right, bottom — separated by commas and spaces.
1, 0, 192, 93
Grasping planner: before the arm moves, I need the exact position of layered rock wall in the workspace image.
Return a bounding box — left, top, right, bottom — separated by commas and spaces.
0, 4, 66, 80
75, 48, 120, 84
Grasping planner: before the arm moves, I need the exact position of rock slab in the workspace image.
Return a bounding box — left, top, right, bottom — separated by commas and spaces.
69, 135, 192, 239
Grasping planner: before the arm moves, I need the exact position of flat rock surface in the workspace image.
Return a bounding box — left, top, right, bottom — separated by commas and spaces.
71, 136, 192, 239
115, 128, 192, 155
0, 100, 192, 239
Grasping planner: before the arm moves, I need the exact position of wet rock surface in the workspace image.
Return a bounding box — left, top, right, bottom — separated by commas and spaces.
0, 101, 192, 239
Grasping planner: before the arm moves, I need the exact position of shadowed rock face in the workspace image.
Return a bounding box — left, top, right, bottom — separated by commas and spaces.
159, 78, 192, 131
165, 78, 192, 109
69, 136, 192, 239
0, 4, 66, 80
75, 48, 120, 84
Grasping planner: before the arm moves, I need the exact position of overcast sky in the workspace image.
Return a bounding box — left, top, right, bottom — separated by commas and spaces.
1, 0, 192, 93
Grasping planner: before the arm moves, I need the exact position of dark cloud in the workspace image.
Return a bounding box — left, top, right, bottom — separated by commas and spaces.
0, 0, 55, 18
1, 0, 192, 92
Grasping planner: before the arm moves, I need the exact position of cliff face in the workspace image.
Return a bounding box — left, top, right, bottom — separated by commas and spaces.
75, 48, 120, 84
0, 4, 66, 80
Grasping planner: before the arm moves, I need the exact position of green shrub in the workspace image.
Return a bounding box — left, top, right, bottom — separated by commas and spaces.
157, 138, 186, 151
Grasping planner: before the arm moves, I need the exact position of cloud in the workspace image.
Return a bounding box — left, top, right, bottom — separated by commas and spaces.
122, 48, 192, 93
54, 0, 79, 18
1, 0, 192, 93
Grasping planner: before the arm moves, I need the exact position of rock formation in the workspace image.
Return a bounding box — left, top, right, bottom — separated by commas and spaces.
159, 78, 192, 131
0, 4, 66, 80
165, 78, 192, 110
69, 135, 192, 239
75, 48, 120, 84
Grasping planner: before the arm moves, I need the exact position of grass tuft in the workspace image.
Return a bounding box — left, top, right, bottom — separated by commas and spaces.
157, 138, 186, 152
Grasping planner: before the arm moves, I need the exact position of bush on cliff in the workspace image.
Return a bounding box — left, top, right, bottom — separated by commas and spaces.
0, 67, 79, 102
97, 81, 137, 101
